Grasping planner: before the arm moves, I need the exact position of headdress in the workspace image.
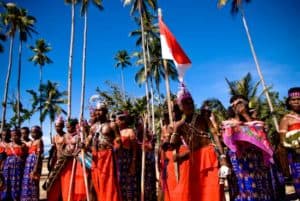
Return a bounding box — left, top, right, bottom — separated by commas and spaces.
55, 115, 65, 126
176, 82, 192, 104
288, 87, 300, 98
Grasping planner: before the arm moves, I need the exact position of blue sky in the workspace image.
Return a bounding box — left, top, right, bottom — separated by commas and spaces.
0, 0, 299, 146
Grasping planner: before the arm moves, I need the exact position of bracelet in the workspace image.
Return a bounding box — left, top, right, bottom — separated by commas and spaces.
220, 154, 226, 159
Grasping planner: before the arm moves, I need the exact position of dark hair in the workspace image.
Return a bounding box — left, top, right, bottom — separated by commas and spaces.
286, 87, 300, 110
11, 127, 21, 137
31, 125, 43, 137
173, 103, 183, 121
227, 106, 235, 119
1, 128, 11, 142
67, 118, 78, 127
21, 126, 30, 134
230, 94, 249, 104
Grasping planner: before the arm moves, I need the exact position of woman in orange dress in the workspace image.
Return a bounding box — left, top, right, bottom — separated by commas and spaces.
21, 126, 44, 201
1, 128, 26, 201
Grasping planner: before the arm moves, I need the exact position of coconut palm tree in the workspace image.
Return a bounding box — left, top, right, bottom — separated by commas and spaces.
65, 0, 77, 120
16, 7, 36, 128
0, 25, 6, 53
29, 39, 53, 126
225, 72, 260, 103
218, 0, 279, 131
79, 0, 103, 122
0, 2, 19, 132
7, 96, 33, 128
114, 50, 132, 99
123, 1, 158, 199
27, 80, 67, 141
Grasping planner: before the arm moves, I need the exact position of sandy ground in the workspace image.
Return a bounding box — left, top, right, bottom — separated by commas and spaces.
39, 159, 299, 201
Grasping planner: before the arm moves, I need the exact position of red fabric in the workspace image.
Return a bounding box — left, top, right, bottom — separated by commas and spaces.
189, 145, 222, 201
164, 145, 222, 201
60, 159, 87, 201
158, 16, 191, 66
162, 147, 190, 201
47, 179, 62, 201
28, 145, 38, 154
121, 135, 131, 148
91, 149, 122, 201
288, 122, 300, 131
6, 146, 23, 156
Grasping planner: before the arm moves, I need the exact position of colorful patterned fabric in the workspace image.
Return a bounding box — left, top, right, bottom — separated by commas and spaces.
288, 150, 300, 197
1, 153, 24, 200
227, 148, 278, 201
21, 153, 39, 201
222, 121, 274, 165
118, 148, 138, 201
286, 122, 300, 197
144, 150, 157, 201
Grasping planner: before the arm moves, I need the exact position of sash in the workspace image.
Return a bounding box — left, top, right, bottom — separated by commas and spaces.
222, 120, 274, 164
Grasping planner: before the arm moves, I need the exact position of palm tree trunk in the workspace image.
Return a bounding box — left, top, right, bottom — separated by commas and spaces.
39, 66, 43, 129
138, 1, 151, 201
17, 40, 23, 128
80, 11, 87, 121
146, 40, 155, 134
150, 78, 155, 135
240, 9, 279, 132
1, 36, 14, 132
121, 68, 125, 99
50, 120, 53, 144
67, 3, 75, 120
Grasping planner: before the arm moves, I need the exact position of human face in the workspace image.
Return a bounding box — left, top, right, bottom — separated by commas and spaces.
11, 130, 20, 142
55, 123, 64, 132
66, 123, 76, 133
21, 129, 29, 139
1, 130, 10, 141
30, 129, 39, 139
180, 98, 194, 115
289, 96, 300, 113
231, 98, 248, 114
95, 108, 107, 120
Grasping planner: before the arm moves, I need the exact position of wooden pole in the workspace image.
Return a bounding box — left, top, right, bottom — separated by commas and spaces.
138, 0, 151, 200
159, 8, 180, 183
241, 8, 279, 132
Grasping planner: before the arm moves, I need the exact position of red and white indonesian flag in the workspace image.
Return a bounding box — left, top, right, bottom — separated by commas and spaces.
158, 9, 191, 82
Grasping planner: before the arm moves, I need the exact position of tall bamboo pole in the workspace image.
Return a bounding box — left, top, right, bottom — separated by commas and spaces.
240, 8, 279, 132
138, 0, 151, 200
78, 10, 90, 201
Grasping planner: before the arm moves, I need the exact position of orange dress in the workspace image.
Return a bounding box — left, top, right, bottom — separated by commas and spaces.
91, 149, 122, 201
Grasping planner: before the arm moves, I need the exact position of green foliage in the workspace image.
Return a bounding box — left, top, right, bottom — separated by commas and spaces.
27, 81, 67, 123
7, 96, 33, 127
28, 39, 52, 66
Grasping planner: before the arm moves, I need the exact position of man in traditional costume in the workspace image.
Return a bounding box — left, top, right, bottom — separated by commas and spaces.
168, 83, 227, 201
86, 102, 122, 201
279, 87, 300, 198
43, 118, 86, 201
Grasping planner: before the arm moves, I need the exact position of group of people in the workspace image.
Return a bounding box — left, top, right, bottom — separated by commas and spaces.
0, 85, 299, 201
0, 126, 44, 201
41, 102, 157, 201
159, 85, 299, 201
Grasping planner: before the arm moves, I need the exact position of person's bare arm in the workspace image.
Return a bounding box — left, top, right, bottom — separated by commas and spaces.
279, 115, 289, 146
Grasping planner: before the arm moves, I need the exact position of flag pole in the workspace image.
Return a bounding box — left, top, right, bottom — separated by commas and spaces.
158, 8, 180, 183
240, 8, 279, 132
